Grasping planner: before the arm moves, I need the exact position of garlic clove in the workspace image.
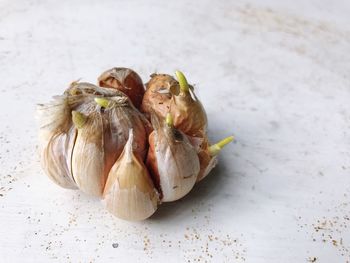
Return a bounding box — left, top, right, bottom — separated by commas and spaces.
41, 127, 77, 189
71, 111, 106, 197
103, 129, 159, 221
98, 67, 145, 109
141, 71, 208, 137
147, 113, 200, 202
171, 70, 208, 137
37, 95, 77, 189
141, 73, 177, 119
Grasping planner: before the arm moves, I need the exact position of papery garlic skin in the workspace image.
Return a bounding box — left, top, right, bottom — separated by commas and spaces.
71, 111, 106, 197
98, 67, 145, 109
66, 81, 125, 98
196, 150, 218, 182
103, 130, 159, 221
147, 117, 200, 202
194, 136, 234, 182
187, 136, 217, 182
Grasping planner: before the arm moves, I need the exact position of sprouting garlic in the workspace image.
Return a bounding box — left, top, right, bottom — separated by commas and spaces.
71, 110, 106, 196
208, 136, 234, 156
98, 67, 145, 109
37, 95, 77, 189
103, 129, 159, 221
141, 71, 207, 137
196, 136, 234, 182
147, 113, 200, 202
170, 70, 207, 137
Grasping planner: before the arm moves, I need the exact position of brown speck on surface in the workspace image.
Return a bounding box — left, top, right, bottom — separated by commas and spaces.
112, 243, 118, 248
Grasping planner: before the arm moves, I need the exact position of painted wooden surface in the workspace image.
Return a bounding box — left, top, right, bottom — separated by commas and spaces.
0, 0, 350, 262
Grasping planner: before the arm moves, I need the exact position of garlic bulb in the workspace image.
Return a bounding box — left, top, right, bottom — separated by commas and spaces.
147, 114, 200, 202
38, 68, 234, 221
103, 129, 159, 221
98, 67, 145, 109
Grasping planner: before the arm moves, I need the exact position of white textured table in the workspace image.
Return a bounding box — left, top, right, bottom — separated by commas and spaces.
1, 0, 350, 262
